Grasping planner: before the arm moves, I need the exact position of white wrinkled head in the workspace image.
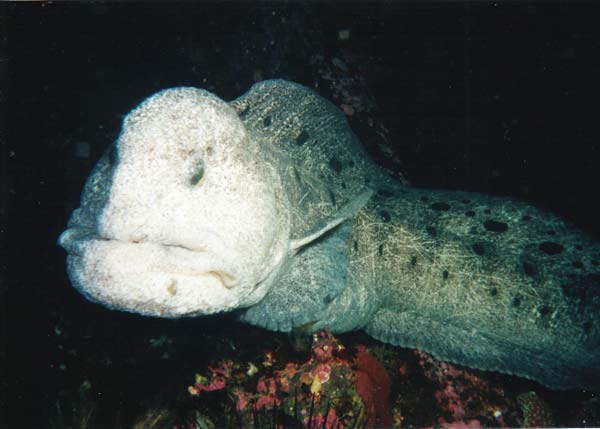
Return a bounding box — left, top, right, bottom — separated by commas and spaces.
59, 87, 289, 317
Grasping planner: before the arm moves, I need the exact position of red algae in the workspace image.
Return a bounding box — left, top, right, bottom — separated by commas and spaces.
355, 345, 392, 428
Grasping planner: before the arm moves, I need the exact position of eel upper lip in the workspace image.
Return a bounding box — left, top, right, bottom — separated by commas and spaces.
61, 227, 238, 288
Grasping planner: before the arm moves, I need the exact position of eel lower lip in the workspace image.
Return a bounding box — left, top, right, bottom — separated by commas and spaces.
59, 227, 238, 288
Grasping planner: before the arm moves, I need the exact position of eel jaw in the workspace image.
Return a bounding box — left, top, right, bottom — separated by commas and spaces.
58, 227, 244, 317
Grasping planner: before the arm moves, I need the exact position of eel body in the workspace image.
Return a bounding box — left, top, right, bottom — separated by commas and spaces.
59, 80, 600, 390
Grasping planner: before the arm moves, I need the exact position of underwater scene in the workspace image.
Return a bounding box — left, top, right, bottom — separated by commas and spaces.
5, 2, 600, 428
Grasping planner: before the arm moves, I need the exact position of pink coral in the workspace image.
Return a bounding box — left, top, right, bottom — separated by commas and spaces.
517, 391, 554, 428
233, 389, 251, 412
415, 350, 516, 427
312, 363, 332, 383
188, 375, 227, 395
254, 377, 281, 410
433, 417, 482, 428
188, 331, 394, 428
187, 360, 233, 395
283, 362, 299, 378
311, 330, 343, 362
255, 392, 280, 410
303, 408, 340, 429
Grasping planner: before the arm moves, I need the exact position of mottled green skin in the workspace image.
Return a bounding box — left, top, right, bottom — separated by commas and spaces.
234, 80, 600, 390
354, 187, 600, 390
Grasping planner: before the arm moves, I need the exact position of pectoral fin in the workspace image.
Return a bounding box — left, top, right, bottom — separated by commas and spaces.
290, 188, 373, 252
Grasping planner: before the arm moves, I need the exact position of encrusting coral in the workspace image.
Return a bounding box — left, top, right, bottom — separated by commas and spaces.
188, 330, 389, 428
184, 329, 558, 428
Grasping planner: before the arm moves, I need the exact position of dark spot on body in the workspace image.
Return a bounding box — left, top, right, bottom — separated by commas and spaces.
377, 189, 394, 198
512, 295, 522, 307
348, 160, 355, 167
539, 305, 551, 317
465, 210, 476, 217
562, 282, 586, 300
442, 270, 449, 279
341, 182, 347, 189
490, 287, 498, 296
410, 256, 417, 266
329, 157, 343, 173
484, 220, 508, 233
539, 241, 564, 255
472, 243, 485, 256
522, 215, 532, 221
323, 294, 333, 304
469, 226, 478, 234
583, 321, 593, 334
484, 209, 491, 215
573, 261, 584, 269
353, 240, 358, 252
431, 202, 450, 211
380, 211, 391, 222
328, 189, 336, 205
295, 130, 309, 146
263, 116, 272, 127
561, 274, 600, 302
523, 262, 536, 277
575, 245, 583, 251
426, 226, 437, 236
378, 244, 383, 256
546, 230, 556, 236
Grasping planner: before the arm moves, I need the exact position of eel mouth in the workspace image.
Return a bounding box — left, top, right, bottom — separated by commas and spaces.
58, 226, 238, 290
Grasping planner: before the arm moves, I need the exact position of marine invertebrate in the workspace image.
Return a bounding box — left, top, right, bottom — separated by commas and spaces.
416, 350, 517, 427
517, 391, 554, 428
187, 330, 379, 428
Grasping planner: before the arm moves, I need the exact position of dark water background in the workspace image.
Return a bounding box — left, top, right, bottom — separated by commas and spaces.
4, 2, 600, 427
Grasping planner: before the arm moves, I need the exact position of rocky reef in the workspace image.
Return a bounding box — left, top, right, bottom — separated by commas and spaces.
183, 330, 566, 428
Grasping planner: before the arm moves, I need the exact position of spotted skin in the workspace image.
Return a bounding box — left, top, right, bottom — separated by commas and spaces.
59, 80, 600, 391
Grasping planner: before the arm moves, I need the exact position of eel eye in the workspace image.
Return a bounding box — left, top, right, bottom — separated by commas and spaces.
190, 160, 205, 186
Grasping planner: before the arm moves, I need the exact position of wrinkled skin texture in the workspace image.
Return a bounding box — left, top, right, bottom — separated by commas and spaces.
60, 80, 600, 390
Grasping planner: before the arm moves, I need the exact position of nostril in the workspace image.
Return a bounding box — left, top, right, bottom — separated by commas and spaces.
190, 159, 206, 186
